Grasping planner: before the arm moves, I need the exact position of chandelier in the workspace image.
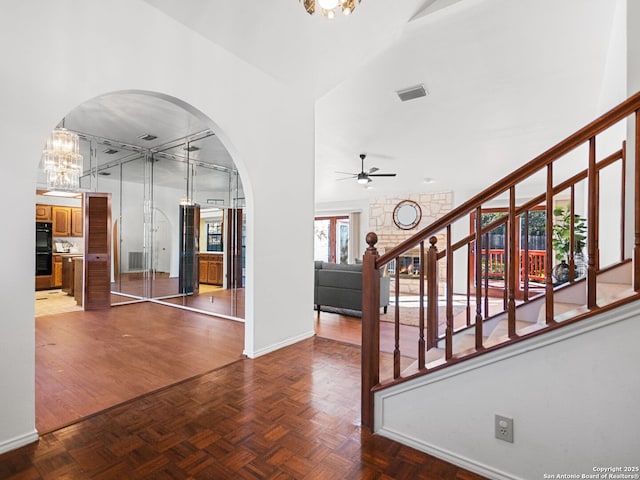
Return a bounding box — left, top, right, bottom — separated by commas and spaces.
42, 126, 83, 192
300, 0, 361, 19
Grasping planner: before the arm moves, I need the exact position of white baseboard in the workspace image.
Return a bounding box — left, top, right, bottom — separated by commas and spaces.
243, 330, 315, 359
377, 427, 521, 480
0, 430, 39, 455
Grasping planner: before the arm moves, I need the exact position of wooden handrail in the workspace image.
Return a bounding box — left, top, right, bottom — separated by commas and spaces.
376, 91, 640, 268
361, 91, 640, 431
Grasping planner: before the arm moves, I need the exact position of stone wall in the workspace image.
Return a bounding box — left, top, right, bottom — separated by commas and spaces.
369, 192, 453, 294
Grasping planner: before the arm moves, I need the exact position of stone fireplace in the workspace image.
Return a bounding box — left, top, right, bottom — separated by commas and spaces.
369, 192, 453, 294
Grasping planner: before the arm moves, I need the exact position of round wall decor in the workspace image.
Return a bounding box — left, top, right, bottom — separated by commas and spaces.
393, 200, 422, 230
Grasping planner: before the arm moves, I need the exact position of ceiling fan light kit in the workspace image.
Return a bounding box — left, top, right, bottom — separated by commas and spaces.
337, 153, 397, 186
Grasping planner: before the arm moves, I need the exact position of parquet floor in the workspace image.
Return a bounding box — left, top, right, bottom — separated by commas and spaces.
2, 336, 486, 479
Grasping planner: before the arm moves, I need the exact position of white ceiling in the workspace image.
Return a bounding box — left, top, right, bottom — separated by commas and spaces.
45, 0, 620, 209
143, 0, 620, 205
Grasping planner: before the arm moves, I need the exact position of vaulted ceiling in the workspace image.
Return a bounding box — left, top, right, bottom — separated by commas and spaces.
54, 0, 622, 207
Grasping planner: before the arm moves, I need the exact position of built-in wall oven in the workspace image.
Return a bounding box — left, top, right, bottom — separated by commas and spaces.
36, 222, 52, 276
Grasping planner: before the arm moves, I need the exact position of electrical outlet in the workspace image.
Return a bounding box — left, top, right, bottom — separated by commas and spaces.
495, 414, 514, 443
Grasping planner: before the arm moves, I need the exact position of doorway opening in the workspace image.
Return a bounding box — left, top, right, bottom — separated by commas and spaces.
35, 92, 246, 320
34, 91, 247, 433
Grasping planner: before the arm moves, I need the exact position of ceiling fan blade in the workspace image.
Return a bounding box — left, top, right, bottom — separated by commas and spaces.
336, 176, 357, 181
335, 171, 357, 176
368, 167, 379, 174
368, 173, 397, 177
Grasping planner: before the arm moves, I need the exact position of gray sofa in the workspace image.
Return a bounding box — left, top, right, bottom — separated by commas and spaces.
314, 261, 390, 315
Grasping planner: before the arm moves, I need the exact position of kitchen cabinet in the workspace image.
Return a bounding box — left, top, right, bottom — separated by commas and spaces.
35, 275, 51, 291
35, 204, 52, 222
52, 255, 63, 287
74, 257, 83, 306
199, 253, 223, 286
52, 206, 71, 237
62, 255, 82, 295
199, 257, 209, 284
71, 207, 83, 237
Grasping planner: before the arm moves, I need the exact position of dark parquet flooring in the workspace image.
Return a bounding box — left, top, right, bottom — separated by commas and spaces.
1, 336, 486, 479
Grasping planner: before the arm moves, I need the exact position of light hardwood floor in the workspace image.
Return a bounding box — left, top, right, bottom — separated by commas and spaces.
36, 302, 245, 433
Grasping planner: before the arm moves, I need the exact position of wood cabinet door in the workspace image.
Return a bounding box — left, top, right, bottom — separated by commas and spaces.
35, 204, 52, 222
52, 207, 71, 236
83, 193, 111, 310
53, 256, 63, 287
71, 207, 83, 237
199, 258, 208, 283
207, 260, 219, 285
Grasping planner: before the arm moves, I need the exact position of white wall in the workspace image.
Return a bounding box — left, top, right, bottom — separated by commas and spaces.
625, 1, 640, 260
0, 0, 314, 453
596, 0, 628, 268
375, 302, 640, 479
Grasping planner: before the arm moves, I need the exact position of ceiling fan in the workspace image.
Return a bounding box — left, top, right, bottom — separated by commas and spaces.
337, 154, 397, 185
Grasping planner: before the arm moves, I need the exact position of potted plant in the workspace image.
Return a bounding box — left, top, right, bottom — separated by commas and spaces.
551, 204, 587, 283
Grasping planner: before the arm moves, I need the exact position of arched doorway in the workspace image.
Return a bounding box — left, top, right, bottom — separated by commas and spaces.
35, 91, 246, 319
34, 91, 248, 432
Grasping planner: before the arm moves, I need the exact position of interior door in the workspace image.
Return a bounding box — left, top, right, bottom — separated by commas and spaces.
83, 192, 112, 310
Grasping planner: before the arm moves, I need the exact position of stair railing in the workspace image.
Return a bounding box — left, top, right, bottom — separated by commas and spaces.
361, 91, 640, 430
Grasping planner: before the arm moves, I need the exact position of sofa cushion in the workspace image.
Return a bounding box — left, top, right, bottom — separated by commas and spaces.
320, 262, 362, 272
318, 270, 362, 290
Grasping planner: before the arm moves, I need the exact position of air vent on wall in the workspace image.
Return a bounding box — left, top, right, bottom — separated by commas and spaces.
137, 133, 158, 141
396, 84, 428, 102
103, 148, 119, 155
183, 145, 200, 152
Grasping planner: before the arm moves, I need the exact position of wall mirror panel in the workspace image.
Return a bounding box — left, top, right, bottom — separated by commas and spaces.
38, 92, 245, 320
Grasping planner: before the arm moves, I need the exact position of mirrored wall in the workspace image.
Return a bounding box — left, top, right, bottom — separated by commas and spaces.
42, 93, 245, 319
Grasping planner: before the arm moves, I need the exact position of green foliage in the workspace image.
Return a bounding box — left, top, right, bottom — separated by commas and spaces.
481, 212, 506, 235
552, 205, 586, 262
526, 210, 546, 235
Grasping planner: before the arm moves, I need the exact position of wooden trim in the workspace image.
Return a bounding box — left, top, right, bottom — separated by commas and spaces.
507, 187, 517, 338
445, 226, 453, 359
426, 237, 438, 350
418, 241, 425, 369
360, 233, 380, 430
621, 141, 626, 262
635, 110, 640, 291
545, 164, 554, 324
83, 192, 112, 310
587, 137, 597, 308
474, 207, 483, 350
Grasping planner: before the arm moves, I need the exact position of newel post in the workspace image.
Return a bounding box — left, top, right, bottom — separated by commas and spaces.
361, 232, 380, 430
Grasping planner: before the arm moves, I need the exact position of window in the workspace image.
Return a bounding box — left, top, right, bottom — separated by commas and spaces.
314, 216, 349, 264
206, 222, 223, 252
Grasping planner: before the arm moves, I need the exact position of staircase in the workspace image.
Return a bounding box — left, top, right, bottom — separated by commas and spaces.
399, 260, 634, 377
360, 91, 640, 430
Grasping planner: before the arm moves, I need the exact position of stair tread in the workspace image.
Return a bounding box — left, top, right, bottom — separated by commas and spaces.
597, 282, 634, 304
488, 319, 535, 341
486, 321, 546, 347
535, 282, 634, 323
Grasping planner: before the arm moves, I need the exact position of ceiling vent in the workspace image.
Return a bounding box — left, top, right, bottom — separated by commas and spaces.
396, 84, 427, 102
103, 148, 119, 155
137, 133, 158, 141
183, 145, 200, 152
98, 171, 111, 176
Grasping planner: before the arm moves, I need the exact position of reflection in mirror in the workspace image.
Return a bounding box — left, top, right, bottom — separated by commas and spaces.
67, 93, 246, 320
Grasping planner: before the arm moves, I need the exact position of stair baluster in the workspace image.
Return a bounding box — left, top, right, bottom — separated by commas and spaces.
359, 92, 640, 431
